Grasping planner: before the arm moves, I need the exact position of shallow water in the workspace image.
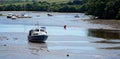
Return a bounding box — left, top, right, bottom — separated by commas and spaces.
0, 24, 120, 39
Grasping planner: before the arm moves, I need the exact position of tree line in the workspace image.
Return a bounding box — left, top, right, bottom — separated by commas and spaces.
85, 0, 120, 19
0, 0, 120, 19
0, 0, 87, 12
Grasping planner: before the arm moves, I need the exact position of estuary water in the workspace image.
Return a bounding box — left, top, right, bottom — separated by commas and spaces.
0, 11, 120, 59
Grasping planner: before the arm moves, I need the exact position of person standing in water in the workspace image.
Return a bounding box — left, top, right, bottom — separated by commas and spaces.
64, 25, 67, 30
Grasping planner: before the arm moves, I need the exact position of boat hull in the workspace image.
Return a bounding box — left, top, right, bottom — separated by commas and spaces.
7, 16, 12, 18
17, 15, 32, 18
28, 35, 48, 42
47, 14, 53, 16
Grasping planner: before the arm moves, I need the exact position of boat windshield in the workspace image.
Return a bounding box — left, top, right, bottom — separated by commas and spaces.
40, 27, 46, 30
34, 29, 39, 32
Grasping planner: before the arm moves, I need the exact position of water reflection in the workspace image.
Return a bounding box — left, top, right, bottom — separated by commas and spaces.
88, 29, 120, 39
100, 47, 120, 50
93, 40, 120, 44
28, 42, 48, 50
28, 42, 48, 55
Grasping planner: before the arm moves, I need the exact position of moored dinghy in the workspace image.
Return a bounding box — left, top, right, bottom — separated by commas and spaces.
47, 13, 53, 16
75, 14, 79, 18
17, 13, 32, 18
7, 13, 13, 18
11, 15, 17, 20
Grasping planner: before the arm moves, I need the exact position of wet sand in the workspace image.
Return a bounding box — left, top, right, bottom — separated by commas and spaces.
0, 11, 120, 59
0, 32, 120, 59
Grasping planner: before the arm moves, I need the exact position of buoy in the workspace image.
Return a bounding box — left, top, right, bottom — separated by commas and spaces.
66, 54, 69, 57
64, 25, 67, 30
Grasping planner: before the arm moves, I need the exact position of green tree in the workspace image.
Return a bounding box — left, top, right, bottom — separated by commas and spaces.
86, 0, 120, 19
116, 8, 120, 19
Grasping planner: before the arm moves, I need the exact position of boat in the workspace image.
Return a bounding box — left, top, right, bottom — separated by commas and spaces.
28, 27, 48, 43
47, 4, 53, 16
17, 1, 32, 18
17, 13, 32, 18
75, 14, 79, 18
47, 13, 53, 16
7, 13, 13, 18
11, 15, 17, 20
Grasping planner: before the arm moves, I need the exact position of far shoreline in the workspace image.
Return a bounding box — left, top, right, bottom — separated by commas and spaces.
84, 19, 120, 30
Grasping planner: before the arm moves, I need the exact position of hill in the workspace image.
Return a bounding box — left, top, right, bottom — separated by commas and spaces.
0, 0, 70, 5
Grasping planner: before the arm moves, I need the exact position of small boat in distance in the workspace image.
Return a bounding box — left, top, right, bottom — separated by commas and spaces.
17, 13, 32, 18
75, 14, 79, 18
47, 13, 53, 16
47, 5, 53, 16
7, 13, 13, 18
11, 15, 17, 20
28, 27, 48, 43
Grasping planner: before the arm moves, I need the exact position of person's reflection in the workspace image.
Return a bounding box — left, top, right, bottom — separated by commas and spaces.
28, 42, 49, 55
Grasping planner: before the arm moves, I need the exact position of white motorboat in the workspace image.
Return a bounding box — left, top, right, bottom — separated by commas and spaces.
28, 27, 48, 43
11, 15, 17, 20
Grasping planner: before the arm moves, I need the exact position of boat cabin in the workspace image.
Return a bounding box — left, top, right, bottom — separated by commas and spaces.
29, 27, 47, 36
